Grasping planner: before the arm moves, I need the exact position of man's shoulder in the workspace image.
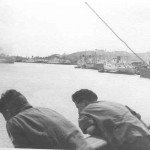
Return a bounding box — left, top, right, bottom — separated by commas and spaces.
19, 107, 53, 114
81, 101, 102, 113
86, 101, 106, 108
82, 101, 124, 114
9, 107, 48, 120
88, 101, 124, 108
7, 107, 57, 125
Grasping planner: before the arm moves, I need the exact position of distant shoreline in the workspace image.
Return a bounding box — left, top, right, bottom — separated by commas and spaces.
16, 61, 76, 65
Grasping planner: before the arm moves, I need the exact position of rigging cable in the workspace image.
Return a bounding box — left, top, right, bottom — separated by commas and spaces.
85, 2, 148, 66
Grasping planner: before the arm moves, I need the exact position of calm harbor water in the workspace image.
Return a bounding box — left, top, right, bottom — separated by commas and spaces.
0, 62, 150, 147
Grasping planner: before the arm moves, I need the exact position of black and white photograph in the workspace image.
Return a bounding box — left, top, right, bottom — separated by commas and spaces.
0, 0, 150, 149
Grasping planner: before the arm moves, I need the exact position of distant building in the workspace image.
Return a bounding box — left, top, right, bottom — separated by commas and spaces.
47, 54, 60, 64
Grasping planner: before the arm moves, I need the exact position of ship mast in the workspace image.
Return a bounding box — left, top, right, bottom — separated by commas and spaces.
85, 2, 149, 66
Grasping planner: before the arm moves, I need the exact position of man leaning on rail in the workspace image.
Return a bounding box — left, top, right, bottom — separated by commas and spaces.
0, 89, 94, 150
72, 89, 150, 150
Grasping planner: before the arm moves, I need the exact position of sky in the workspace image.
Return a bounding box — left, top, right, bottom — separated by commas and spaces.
1, 0, 150, 57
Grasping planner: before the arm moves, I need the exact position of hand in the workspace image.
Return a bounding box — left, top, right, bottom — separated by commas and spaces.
86, 125, 96, 135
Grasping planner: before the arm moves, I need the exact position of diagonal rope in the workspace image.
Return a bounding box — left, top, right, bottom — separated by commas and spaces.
85, 2, 148, 66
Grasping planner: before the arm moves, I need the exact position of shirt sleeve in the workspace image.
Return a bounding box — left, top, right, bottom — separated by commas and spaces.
125, 105, 141, 120
6, 121, 31, 148
78, 114, 95, 134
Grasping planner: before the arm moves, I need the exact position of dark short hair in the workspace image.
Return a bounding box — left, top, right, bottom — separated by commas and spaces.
72, 89, 98, 103
0, 89, 28, 112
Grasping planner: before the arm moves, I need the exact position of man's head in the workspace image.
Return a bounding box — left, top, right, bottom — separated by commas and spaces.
0, 89, 30, 121
72, 89, 98, 112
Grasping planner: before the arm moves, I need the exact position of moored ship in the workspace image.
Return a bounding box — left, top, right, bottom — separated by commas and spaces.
0, 58, 15, 64
139, 68, 150, 79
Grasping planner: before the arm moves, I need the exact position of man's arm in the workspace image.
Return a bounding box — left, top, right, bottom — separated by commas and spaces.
86, 125, 96, 135
79, 115, 96, 135
78, 115, 108, 150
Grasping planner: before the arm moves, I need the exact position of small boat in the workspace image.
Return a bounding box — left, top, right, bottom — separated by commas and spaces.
117, 65, 136, 75
98, 68, 105, 72
74, 66, 81, 68
84, 63, 104, 70
84, 63, 96, 69
139, 68, 150, 79
103, 63, 118, 73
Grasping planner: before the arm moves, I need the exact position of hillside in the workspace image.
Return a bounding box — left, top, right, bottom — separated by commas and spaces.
66, 50, 150, 63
